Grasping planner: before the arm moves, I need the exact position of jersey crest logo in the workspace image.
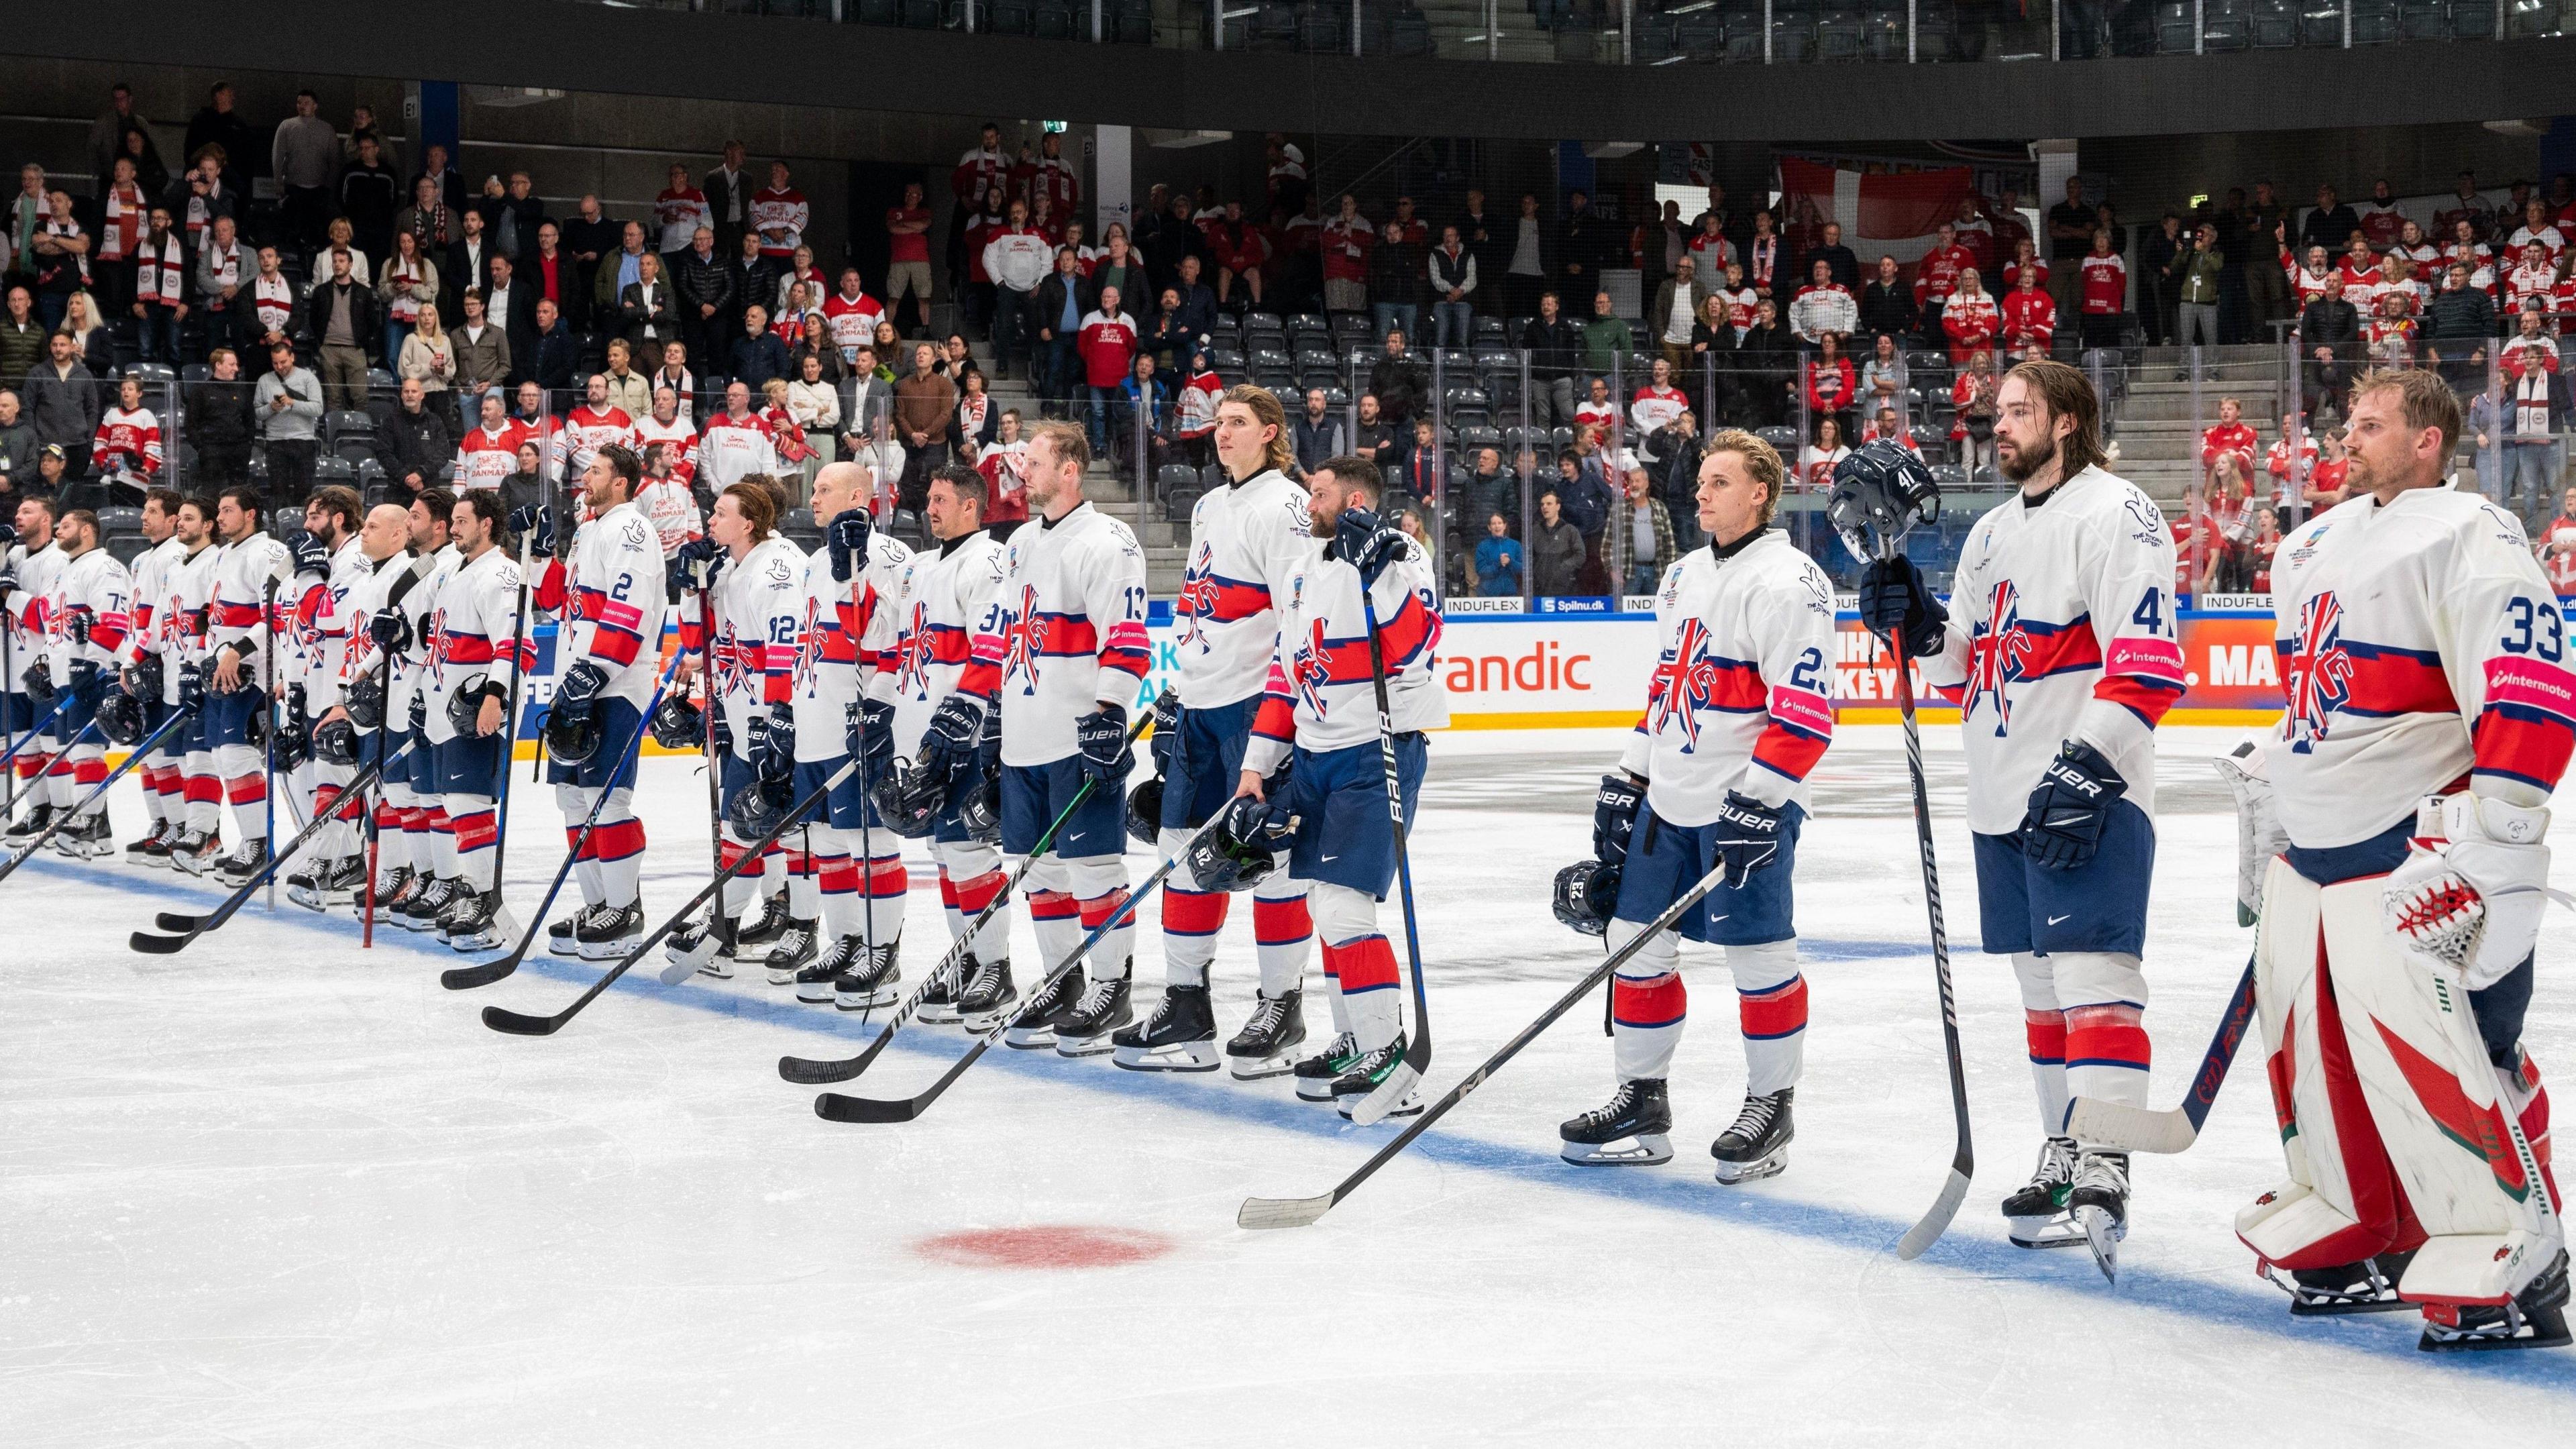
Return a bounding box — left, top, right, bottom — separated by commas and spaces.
1646, 616, 1723, 752
1964, 580, 2037, 735
1002, 584, 1043, 692
2284, 589, 2353, 753
712, 623, 757, 700
894, 600, 933, 697
792, 596, 825, 690
1289, 617, 1334, 718
1177, 541, 1216, 649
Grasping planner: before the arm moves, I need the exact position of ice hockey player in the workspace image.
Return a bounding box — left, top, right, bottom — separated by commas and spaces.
1554, 431, 1835, 1177
1860, 359, 2182, 1266
416, 492, 527, 950
940, 421, 1148, 1033
198, 488, 296, 885
375, 491, 457, 920
870, 463, 1010, 1022
117, 489, 189, 864
2233, 368, 2569, 1351
280, 486, 372, 908
1226, 453, 1446, 1116
668, 480, 809, 973
158, 497, 227, 873
2, 495, 66, 841
305, 503, 417, 906
533, 443, 667, 960
30, 507, 133, 858
1117, 385, 1316, 1074
775, 459, 910, 1002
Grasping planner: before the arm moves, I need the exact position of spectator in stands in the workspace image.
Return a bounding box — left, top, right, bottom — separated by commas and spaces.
375, 377, 453, 498
1558, 191, 1609, 314
59, 294, 113, 381
1554, 443, 1611, 587
2298, 273, 2363, 421
0, 391, 30, 500
394, 175, 454, 264
451, 288, 511, 421
1351, 392, 1395, 473
446, 209, 496, 321
396, 295, 458, 411
1031, 248, 1089, 421
2538, 486, 2576, 598
1368, 329, 1428, 427
1805, 335, 1857, 439
0, 287, 44, 386
1174, 348, 1222, 470
2000, 264, 2055, 356
1953, 347, 1999, 477
1521, 290, 1582, 428
339, 139, 400, 262
2301, 183, 2362, 256
896, 341, 958, 508
2139, 212, 2183, 345
25, 191, 87, 331
1457, 445, 1515, 540
1579, 290, 1629, 385
786, 351, 842, 468
1799, 416, 1851, 493
1428, 225, 1477, 353
951, 368, 996, 460
1168, 256, 1218, 339
562, 195, 619, 306
187, 348, 254, 488
1802, 221, 1859, 290
1503, 192, 1547, 320
1458, 189, 1505, 306
1859, 255, 1917, 346
2200, 394, 2258, 477
2044, 177, 2090, 330
1646, 254, 1708, 373
1110, 352, 1170, 474
1687, 293, 1737, 409
1861, 331, 1909, 415
1142, 288, 1194, 376
674, 225, 733, 368
1371, 196, 1430, 345
378, 229, 439, 373
1619, 465, 1675, 598
981, 199, 1050, 381
1472, 511, 1523, 598
1790, 258, 1857, 345
2240, 184, 2289, 337
502, 442, 547, 516
2075, 229, 2127, 352
1528, 491, 1582, 598
1075, 286, 1136, 455
256, 340, 323, 500
1293, 387, 1344, 476
1940, 267, 1998, 364
529, 297, 578, 394
22, 330, 99, 479
592, 221, 650, 326
482, 254, 537, 384
886, 180, 933, 337
2502, 331, 2568, 525
1646, 409, 1701, 549
731, 303, 790, 391
1735, 297, 1797, 427
1397, 417, 1442, 500
306, 248, 381, 413
126, 205, 187, 366
2171, 220, 2224, 360
619, 252, 680, 372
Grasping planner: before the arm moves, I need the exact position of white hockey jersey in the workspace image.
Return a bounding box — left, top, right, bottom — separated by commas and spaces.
963, 502, 1149, 767
421, 545, 527, 747
154, 543, 219, 707
873, 529, 1008, 765
1174, 469, 1313, 710
121, 535, 184, 667
285, 538, 369, 709
5, 543, 64, 687
697, 535, 806, 737
1614, 529, 1839, 824
2267, 485, 2575, 847
788, 531, 910, 763
44, 545, 133, 686
335, 551, 413, 708
1240, 534, 1446, 778
554, 500, 668, 710
206, 531, 293, 688
1917, 466, 2185, 836
388, 547, 455, 728
695, 414, 778, 495
553, 405, 635, 482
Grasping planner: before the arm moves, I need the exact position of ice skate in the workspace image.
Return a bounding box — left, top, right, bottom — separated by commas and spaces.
1111, 983, 1222, 1072
1709, 1088, 1794, 1184
1224, 989, 1306, 1080
1558, 1077, 1673, 1165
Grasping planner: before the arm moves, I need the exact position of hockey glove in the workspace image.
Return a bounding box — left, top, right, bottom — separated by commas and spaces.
509, 504, 561, 558
749, 702, 796, 784
1075, 702, 1132, 784
845, 696, 896, 777
2384, 793, 2565, 989
368, 608, 412, 655
1593, 771, 1646, 869
1330, 504, 1407, 589
176, 661, 205, 713
21, 663, 54, 705
553, 660, 608, 726
2214, 741, 2288, 927
826, 511, 873, 584
407, 686, 428, 736
2021, 739, 2127, 871
1148, 690, 1181, 777
67, 657, 102, 699
710, 706, 734, 760
674, 537, 725, 589
286, 529, 329, 580
919, 693, 987, 782
0, 521, 15, 551
1856, 554, 1947, 661
1711, 790, 1786, 889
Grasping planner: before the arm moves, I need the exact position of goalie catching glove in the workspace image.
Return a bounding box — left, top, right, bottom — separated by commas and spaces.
2383, 793, 2565, 990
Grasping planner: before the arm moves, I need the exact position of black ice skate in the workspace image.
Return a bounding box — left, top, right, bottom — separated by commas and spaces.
124, 819, 175, 867
211, 836, 272, 886
1052, 973, 1132, 1057
1002, 962, 1088, 1049
954, 956, 1019, 1027
395, 876, 458, 932
50, 810, 114, 859
1224, 989, 1307, 1080
1331, 1037, 1420, 1119
1558, 1077, 1673, 1165
3, 802, 54, 843
576, 902, 645, 961
798, 935, 860, 1004
1111, 983, 1222, 1072
1292, 1032, 1362, 1102
1710, 1088, 1795, 1185
547, 911, 583, 957
2418, 1250, 2573, 1353
2070, 1150, 2131, 1283
763, 919, 820, 985
441, 888, 514, 953
167, 826, 221, 875
287, 855, 364, 911
360, 863, 415, 916
2263, 1250, 2418, 1317
734, 894, 792, 954
2004, 1137, 2085, 1249
914, 952, 970, 1024
833, 943, 902, 1011
665, 911, 735, 977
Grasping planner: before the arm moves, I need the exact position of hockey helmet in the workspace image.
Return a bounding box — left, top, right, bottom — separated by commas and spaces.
1124, 775, 1165, 847
94, 686, 148, 747
544, 704, 604, 767
443, 674, 493, 738
648, 693, 706, 752
1552, 859, 1621, 937
313, 714, 363, 767
1827, 440, 1941, 561
1184, 794, 1293, 894
129, 652, 163, 707
344, 674, 386, 731
724, 774, 800, 840
957, 770, 1001, 846
867, 760, 946, 840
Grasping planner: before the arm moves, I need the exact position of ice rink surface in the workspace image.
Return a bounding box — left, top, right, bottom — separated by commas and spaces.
5, 724, 2573, 1446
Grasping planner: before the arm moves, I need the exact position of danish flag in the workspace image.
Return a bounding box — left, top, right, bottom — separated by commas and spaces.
2285, 590, 2353, 752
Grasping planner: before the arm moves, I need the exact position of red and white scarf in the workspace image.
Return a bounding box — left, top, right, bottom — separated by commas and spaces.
135, 233, 186, 305
97, 183, 146, 262
253, 274, 296, 334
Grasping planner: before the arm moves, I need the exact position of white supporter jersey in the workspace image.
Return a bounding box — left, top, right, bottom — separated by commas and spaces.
706, 535, 807, 737
1240, 535, 1446, 777
46, 547, 134, 685
421, 546, 526, 747
392, 547, 458, 727
873, 530, 1009, 765
2267, 485, 2576, 847
207, 532, 293, 688
5, 543, 66, 684
1615, 531, 1839, 824
790, 531, 912, 763
1917, 466, 2185, 836
632, 416, 698, 484
559, 500, 669, 710
158, 544, 219, 707
633, 475, 702, 559
123, 535, 184, 667
553, 405, 635, 482
1175, 470, 1314, 710
696, 415, 777, 494
969, 503, 1149, 767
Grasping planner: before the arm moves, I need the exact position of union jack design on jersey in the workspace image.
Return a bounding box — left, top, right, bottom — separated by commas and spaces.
1962, 580, 2039, 733
1175, 542, 1272, 651
1289, 616, 1334, 717
1001, 583, 1044, 692
2284, 590, 2355, 751
1646, 616, 1761, 753
893, 598, 935, 696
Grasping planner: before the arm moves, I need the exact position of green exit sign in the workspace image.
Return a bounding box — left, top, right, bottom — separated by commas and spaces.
1042, 120, 1068, 133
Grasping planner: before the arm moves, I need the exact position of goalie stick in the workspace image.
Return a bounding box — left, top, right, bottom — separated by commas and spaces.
776, 696, 1165, 1085
810, 806, 1234, 1124
1236, 851, 1739, 1230
2063, 952, 2258, 1155
1342, 582, 1432, 1128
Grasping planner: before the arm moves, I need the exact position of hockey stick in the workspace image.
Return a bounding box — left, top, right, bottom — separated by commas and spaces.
1237, 851, 1741, 1229
478, 755, 856, 1036
129, 738, 417, 953
262, 575, 279, 913
358, 643, 398, 949
812, 804, 1232, 1124
0, 702, 193, 884
777, 697, 1165, 1085
0, 690, 78, 773
692, 566, 737, 966
470, 535, 542, 943
439, 655, 680, 990
1343, 583, 1432, 1128
2063, 952, 2257, 1155
1882, 581, 1974, 1263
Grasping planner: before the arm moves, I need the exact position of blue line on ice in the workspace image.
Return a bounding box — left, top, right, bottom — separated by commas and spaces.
40, 853, 2575, 1389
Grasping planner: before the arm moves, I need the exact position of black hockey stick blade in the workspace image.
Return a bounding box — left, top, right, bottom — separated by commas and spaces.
813, 1043, 987, 1122
2064, 953, 2259, 1155
155, 910, 203, 932
441, 953, 524, 991
779, 1027, 895, 1085
127, 925, 201, 954
480, 1004, 568, 1036
126, 752, 400, 956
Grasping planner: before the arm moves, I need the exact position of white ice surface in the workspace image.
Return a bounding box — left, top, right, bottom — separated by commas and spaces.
4, 724, 2573, 1446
